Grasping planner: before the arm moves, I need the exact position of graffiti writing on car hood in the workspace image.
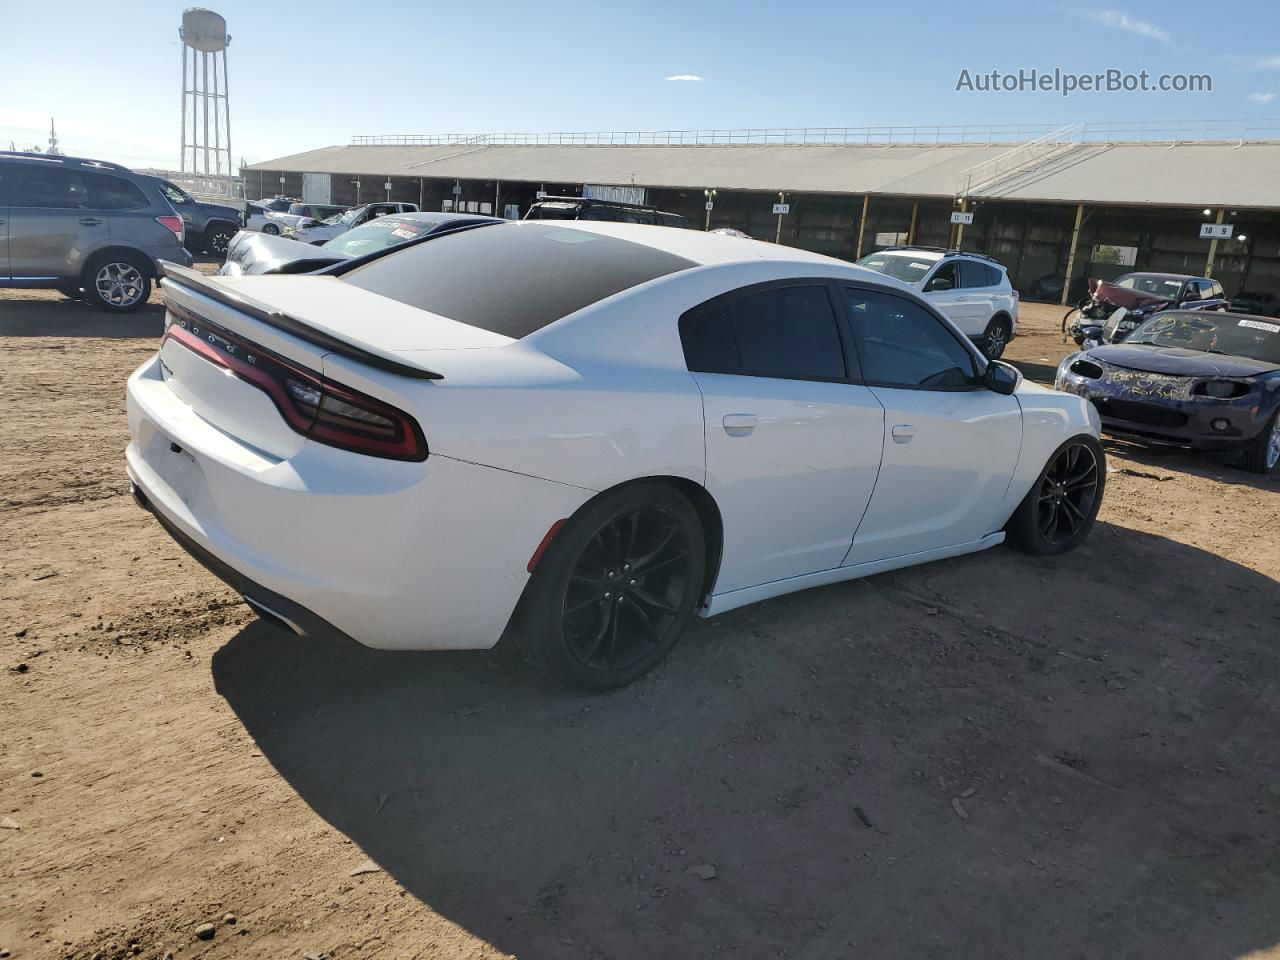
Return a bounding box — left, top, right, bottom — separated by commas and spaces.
1104, 368, 1192, 400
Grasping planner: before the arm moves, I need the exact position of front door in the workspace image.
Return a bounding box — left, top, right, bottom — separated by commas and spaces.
838, 286, 1022, 564
681, 282, 886, 594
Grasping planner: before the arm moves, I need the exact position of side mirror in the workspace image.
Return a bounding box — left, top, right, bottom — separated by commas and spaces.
983, 360, 1019, 395
927, 277, 954, 292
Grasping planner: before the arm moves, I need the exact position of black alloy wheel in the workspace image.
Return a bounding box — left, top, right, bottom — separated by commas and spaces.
1006, 436, 1105, 555
1036, 442, 1101, 546
562, 506, 693, 674
513, 483, 706, 691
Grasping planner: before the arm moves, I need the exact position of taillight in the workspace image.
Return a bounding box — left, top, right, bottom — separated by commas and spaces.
163, 306, 427, 461
157, 215, 184, 242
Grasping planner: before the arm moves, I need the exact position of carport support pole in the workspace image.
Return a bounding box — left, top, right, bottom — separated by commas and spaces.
419, 177, 424, 210
907, 201, 918, 244
1205, 207, 1226, 278
775, 192, 787, 244
854, 194, 870, 259
1061, 203, 1085, 306
954, 197, 969, 249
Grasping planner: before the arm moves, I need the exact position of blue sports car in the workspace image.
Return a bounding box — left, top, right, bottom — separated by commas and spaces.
1056, 309, 1280, 474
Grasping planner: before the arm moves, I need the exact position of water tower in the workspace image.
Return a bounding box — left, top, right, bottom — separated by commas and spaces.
179, 8, 232, 176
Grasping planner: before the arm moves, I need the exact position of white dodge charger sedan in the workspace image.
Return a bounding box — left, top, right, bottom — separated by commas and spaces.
126, 222, 1105, 689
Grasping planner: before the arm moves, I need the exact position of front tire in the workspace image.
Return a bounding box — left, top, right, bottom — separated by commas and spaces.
1006, 436, 1105, 555
1242, 409, 1280, 475
512, 483, 706, 691
261, 222, 280, 236
82, 253, 151, 313
204, 223, 236, 255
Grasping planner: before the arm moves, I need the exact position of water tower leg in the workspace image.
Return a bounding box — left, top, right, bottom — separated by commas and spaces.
222, 48, 232, 183
180, 44, 188, 172
202, 50, 211, 175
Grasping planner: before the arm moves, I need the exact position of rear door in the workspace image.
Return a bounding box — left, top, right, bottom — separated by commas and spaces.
923, 261, 982, 334
957, 260, 998, 332
682, 281, 886, 593
8, 164, 109, 281
840, 286, 1022, 564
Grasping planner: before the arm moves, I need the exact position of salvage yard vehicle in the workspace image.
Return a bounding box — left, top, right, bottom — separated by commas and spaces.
525, 195, 690, 228
1064, 272, 1229, 346
1056, 310, 1280, 473
1229, 290, 1280, 318
218, 211, 502, 276
244, 201, 289, 234
853, 246, 1019, 360
145, 176, 243, 255
0, 151, 194, 312
286, 201, 420, 244
126, 222, 1105, 690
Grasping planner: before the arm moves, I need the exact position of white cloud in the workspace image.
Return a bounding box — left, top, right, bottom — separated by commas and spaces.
665, 74, 704, 82
1248, 92, 1277, 104
1088, 10, 1170, 42
1244, 56, 1280, 70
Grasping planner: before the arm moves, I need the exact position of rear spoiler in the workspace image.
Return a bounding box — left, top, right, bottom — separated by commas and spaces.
157, 262, 443, 381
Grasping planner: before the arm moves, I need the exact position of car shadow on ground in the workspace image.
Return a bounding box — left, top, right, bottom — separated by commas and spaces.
212, 524, 1280, 959
0, 297, 166, 338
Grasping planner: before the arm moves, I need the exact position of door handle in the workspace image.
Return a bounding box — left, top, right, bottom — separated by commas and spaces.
722, 414, 758, 437
891, 424, 915, 443
953, 296, 968, 302
79, 217, 103, 226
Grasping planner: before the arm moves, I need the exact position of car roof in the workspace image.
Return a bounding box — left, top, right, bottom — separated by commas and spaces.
539, 220, 860, 269
870, 249, 945, 262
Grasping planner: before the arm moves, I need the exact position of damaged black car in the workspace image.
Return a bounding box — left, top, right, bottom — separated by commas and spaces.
1056, 310, 1280, 474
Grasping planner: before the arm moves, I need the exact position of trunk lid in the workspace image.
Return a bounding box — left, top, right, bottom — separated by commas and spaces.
156, 268, 513, 460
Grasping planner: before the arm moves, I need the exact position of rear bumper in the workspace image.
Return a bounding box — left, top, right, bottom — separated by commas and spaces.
126, 354, 591, 650
130, 480, 353, 642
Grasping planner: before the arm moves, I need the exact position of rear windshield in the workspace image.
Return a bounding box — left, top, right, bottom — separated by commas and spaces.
341, 223, 696, 338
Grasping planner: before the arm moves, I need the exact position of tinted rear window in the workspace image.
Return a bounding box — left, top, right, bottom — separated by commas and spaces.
342, 223, 696, 338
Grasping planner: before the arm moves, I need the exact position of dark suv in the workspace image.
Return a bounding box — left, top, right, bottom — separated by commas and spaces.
524, 195, 689, 227
0, 152, 193, 312
145, 176, 243, 255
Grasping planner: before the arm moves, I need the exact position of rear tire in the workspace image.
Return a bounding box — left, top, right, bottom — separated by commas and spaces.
1006, 435, 1105, 555
82, 252, 151, 313
982, 315, 1012, 360
512, 482, 706, 691
1242, 409, 1280, 475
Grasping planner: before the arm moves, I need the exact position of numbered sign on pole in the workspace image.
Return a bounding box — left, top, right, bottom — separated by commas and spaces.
1199, 223, 1233, 239
950, 211, 974, 225
773, 203, 790, 215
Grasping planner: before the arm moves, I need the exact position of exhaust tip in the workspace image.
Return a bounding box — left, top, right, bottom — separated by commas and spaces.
242, 594, 306, 637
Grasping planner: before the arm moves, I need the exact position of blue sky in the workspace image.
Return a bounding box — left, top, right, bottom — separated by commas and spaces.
2, 0, 1278, 169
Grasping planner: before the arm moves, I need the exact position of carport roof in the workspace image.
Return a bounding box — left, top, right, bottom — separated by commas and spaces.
244, 140, 1280, 209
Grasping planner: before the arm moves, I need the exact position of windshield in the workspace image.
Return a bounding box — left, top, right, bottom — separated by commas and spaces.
1128, 312, 1280, 363
323, 218, 428, 256
855, 253, 935, 284
325, 207, 362, 225
1115, 273, 1183, 299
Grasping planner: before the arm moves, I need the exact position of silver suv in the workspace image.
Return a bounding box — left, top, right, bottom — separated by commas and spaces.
0, 152, 194, 312
855, 247, 1020, 360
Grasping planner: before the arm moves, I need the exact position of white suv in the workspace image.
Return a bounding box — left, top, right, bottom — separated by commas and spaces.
855, 247, 1019, 360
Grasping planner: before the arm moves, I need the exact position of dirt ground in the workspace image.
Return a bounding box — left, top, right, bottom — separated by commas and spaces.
2, 276, 1279, 960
